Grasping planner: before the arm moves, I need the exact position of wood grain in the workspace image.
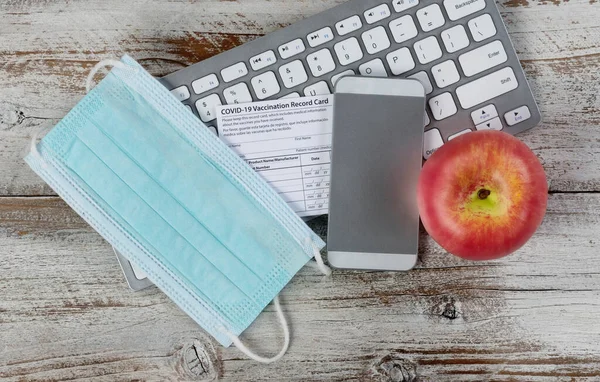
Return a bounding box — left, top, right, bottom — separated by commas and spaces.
2, 194, 600, 381
1, 0, 599, 380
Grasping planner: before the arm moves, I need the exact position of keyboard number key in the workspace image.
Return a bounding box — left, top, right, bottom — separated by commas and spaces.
223, 83, 253, 105
250, 50, 277, 71
251, 71, 281, 100
195, 94, 222, 122
416, 4, 446, 32
334, 38, 364, 66
304, 81, 331, 96
191, 74, 219, 95
389, 15, 418, 44
429, 92, 457, 121
386, 47, 415, 75
362, 26, 391, 55
170, 85, 190, 102
468, 14, 497, 42
392, 0, 419, 13
221, 62, 248, 83
335, 15, 362, 36
278, 39, 306, 59
441, 25, 470, 53
364, 4, 391, 24
307, 27, 334, 48
279, 60, 309, 88
424, 128, 444, 160
431, 60, 460, 88
414, 36, 443, 64
307, 49, 337, 77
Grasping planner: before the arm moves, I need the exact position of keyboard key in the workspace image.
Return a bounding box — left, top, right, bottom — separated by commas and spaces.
408, 71, 433, 94
334, 38, 364, 65
448, 129, 472, 140
424, 128, 444, 159
250, 50, 277, 71
195, 94, 222, 122
278, 39, 306, 59
459, 40, 507, 77
504, 106, 531, 126
429, 92, 457, 121
416, 4, 445, 32
221, 62, 248, 83
414, 36, 443, 64
468, 14, 497, 42
279, 60, 309, 88
392, 0, 419, 13
223, 83, 253, 104
191, 74, 219, 95
185, 105, 193, 113
359, 58, 388, 77
441, 25, 470, 53
476, 117, 503, 130
424, 112, 430, 127
365, 4, 391, 24
280, 92, 300, 99
304, 81, 331, 96
389, 15, 418, 44
431, 60, 460, 88
362, 26, 391, 54
456, 67, 519, 109
331, 70, 355, 86
444, 0, 486, 21
308, 27, 334, 47
470, 104, 498, 125
170, 85, 190, 102
307, 49, 336, 77
251, 71, 281, 100
386, 47, 415, 75
335, 15, 362, 36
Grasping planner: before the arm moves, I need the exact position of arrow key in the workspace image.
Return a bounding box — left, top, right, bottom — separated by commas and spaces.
470, 104, 498, 125
504, 105, 531, 126
476, 116, 503, 131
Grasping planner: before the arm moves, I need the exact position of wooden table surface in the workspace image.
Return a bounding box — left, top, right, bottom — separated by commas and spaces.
1, 0, 600, 380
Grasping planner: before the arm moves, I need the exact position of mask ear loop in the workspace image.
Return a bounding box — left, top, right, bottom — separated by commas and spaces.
305, 238, 332, 276
85, 59, 128, 93
220, 294, 290, 363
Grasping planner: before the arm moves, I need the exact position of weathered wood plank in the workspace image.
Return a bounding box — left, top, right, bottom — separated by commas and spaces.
1, 194, 600, 381
0, 0, 599, 195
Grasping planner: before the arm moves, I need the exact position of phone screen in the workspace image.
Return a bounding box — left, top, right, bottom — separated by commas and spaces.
327, 78, 425, 267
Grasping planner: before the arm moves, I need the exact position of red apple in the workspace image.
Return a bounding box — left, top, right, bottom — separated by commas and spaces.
417, 130, 548, 260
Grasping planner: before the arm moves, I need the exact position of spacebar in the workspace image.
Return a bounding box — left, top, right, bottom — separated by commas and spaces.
456, 67, 519, 109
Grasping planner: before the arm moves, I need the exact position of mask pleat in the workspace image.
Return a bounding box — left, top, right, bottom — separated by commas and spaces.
63, 136, 263, 307
96, 93, 280, 281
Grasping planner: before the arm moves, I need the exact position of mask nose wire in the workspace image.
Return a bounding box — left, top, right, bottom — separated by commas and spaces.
85, 59, 128, 93
219, 294, 290, 364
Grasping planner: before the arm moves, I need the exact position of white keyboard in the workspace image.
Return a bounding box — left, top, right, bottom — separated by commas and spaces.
160, 0, 541, 160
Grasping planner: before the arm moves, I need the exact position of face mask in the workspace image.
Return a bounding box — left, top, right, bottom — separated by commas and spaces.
25, 56, 330, 363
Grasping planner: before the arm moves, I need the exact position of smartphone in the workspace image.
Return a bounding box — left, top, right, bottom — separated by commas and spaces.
327, 77, 425, 271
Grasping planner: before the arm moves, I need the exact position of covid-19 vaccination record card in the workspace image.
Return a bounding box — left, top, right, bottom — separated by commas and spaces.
217, 95, 332, 217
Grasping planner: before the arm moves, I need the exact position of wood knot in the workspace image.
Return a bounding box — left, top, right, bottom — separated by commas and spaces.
176, 339, 219, 381
366, 354, 418, 382
430, 295, 462, 321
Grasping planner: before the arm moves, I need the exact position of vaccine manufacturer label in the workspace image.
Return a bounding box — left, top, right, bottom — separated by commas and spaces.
217, 95, 333, 217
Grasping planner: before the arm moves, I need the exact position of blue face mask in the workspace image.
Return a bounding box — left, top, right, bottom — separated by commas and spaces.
25, 56, 330, 363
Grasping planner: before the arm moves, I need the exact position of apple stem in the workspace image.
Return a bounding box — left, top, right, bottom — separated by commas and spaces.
478, 189, 491, 200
